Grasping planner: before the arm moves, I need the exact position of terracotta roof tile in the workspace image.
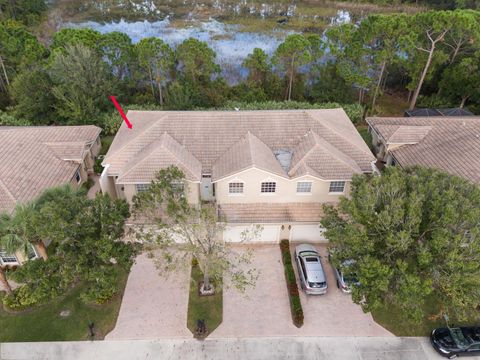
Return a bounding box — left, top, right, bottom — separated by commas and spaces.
367, 116, 480, 183
0, 126, 101, 213
218, 202, 329, 223
104, 109, 375, 183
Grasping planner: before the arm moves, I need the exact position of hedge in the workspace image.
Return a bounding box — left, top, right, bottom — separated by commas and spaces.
279, 239, 304, 327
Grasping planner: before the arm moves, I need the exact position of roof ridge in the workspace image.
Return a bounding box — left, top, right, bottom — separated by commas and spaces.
105, 114, 167, 162
288, 131, 318, 176
160, 132, 202, 180
307, 111, 373, 157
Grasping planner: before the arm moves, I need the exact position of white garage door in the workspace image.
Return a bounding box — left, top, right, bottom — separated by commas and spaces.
223, 225, 280, 243
290, 225, 326, 242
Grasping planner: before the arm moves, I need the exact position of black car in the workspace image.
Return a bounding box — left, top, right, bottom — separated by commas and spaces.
430, 326, 480, 358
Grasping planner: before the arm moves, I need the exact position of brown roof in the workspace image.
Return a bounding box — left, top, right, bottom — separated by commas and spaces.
0, 126, 101, 213
218, 202, 328, 223
367, 116, 480, 183
104, 109, 374, 183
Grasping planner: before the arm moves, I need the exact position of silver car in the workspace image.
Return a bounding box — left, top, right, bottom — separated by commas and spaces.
329, 256, 359, 294
295, 244, 327, 295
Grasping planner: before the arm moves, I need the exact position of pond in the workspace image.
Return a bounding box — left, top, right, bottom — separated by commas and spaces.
48, 0, 419, 81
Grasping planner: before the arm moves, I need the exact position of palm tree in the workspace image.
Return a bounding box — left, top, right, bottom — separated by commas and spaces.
0, 203, 48, 261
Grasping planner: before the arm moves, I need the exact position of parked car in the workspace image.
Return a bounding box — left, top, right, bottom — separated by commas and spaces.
329, 256, 359, 293
430, 326, 480, 358
294, 244, 327, 295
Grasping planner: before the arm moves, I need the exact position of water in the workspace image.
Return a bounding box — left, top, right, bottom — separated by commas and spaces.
67, 18, 295, 81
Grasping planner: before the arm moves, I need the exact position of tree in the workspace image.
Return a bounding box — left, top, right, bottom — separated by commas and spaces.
321, 167, 480, 321
99, 32, 134, 81
49, 44, 113, 123
0, 203, 48, 261
135, 37, 174, 106
438, 56, 480, 107
405, 11, 457, 110
133, 166, 260, 293
0, 20, 47, 92
175, 38, 220, 84
51, 28, 101, 53
357, 14, 409, 109
9, 66, 54, 122
272, 34, 320, 101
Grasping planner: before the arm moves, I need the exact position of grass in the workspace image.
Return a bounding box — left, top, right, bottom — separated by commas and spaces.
0, 268, 128, 342
372, 295, 480, 336
186, 264, 223, 338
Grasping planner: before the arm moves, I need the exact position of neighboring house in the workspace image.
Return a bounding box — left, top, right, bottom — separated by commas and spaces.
0, 125, 102, 266
367, 116, 480, 183
101, 109, 375, 243
404, 108, 474, 117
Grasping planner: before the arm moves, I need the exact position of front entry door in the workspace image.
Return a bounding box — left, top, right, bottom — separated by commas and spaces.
201, 174, 214, 201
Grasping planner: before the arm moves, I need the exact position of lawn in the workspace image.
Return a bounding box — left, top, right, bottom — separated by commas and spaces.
0, 268, 128, 342
373, 93, 409, 117
186, 264, 223, 338
372, 295, 480, 336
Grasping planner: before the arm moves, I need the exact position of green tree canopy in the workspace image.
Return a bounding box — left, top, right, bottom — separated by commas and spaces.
175, 38, 220, 84
321, 167, 480, 322
135, 37, 174, 106
51, 28, 102, 53
273, 34, 321, 101
49, 44, 114, 123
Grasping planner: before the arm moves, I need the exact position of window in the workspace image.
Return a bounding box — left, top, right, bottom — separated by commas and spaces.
329, 181, 345, 193
74, 169, 81, 184
136, 184, 150, 193
296, 181, 312, 193
171, 181, 184, 194
261, 182, 276, 193
0, 251, 18, 265
229, 182, 244, 194
28, 245, 38, 260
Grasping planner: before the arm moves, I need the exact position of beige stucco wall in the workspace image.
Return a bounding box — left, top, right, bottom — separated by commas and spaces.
214, 168, 350, 204
115, 180, 200, 204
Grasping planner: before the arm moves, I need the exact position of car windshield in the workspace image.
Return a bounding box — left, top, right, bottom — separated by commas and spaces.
451, 328, 472, 348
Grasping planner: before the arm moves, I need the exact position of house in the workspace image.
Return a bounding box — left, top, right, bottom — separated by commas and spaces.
101, 109, 375, 242
367, 116, 480, 183
0, 125, 102, 265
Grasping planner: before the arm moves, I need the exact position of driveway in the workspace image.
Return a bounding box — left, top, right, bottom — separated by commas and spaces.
297, 244, 391, 336
105, 252, 191, 339
212, 244, 391, 337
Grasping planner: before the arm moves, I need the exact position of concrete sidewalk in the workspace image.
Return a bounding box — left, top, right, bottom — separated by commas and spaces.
0, 337, 462, 360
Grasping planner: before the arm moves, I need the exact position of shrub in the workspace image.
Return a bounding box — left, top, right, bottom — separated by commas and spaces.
279, 239, 304, 327
0, 111, 32, 126
80, 268, 118, 305
100, 111, 122, 135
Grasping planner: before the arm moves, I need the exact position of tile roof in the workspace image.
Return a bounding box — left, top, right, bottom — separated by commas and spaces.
0, 126, 101, 214
212, 131, 285, 181
367, 116, 480, 183
104, 109, 375, 183
218, 202, 329, 223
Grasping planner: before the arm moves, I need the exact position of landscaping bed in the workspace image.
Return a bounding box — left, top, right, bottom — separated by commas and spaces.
279, 239, 304, 328
186, 263, 223, 338
0, 269, 128, 342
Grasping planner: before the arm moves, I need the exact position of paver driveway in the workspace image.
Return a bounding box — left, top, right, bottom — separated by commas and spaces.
106, 252, 191, 339
212, 244, 391, 337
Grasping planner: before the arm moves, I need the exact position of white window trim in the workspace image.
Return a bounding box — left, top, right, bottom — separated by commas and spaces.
0, 251, 19, 266
135, 183, 150, 193
260, 179, 277, 195
228, 180, 245, 196
296, 181, 313, 195
28, 244, 39, 260
328, 181, 346, 194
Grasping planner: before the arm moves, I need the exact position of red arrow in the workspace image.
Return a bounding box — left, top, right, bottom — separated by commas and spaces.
109, 95, 132, 129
